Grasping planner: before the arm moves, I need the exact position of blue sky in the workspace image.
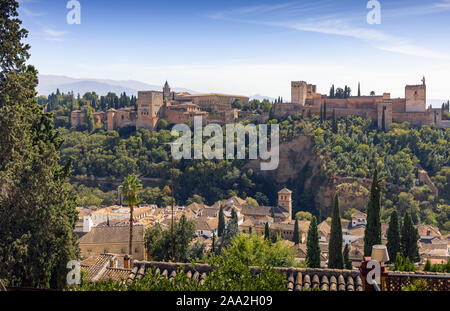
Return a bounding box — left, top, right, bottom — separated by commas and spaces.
19, 0, 450, 100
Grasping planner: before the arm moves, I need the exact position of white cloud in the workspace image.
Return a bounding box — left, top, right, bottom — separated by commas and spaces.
210, 1, 450, 60
43, 28, 69, 42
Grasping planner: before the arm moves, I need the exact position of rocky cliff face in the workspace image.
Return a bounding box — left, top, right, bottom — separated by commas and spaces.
245, 135, 369, 218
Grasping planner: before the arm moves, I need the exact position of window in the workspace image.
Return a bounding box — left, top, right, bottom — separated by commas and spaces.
87, 249, 92, 253
121, 248, 126, 254
135, 248, 139, 253
104, 249, 109, 254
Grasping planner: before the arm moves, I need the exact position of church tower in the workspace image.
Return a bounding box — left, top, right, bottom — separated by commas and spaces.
163, 81, 171, 101
278, 188, 293, 220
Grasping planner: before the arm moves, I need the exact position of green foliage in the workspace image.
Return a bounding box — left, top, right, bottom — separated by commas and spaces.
264, 223, 270, 240
78, 234, 290, 291
328, 193, 344, 269
306, 216, 321, 268
364, 169, 383, 256
386, 210, 400, 262
144, 215, 196, 262
218, 205, 225, 237
401, 213, 420, 262
0, 0, 78, 289
343, 244, 352, 270
393, 253, 416, 272
401, 279, 433, 291
296, 211, 313, 221
423, 259, 450, 273
293, 219, 300, 245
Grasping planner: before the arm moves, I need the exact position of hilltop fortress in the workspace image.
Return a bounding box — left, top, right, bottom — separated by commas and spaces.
71, 81, 248, 131
274, 79, 450, 129
71, 78, 449, 131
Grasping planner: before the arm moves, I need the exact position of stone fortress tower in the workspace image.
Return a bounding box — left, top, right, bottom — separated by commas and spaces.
291, 81, 307, 106
405, 77, 426, 112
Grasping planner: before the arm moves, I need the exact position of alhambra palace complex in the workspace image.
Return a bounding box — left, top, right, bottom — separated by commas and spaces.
70, 81, 247, 131
71, 78, 450, 130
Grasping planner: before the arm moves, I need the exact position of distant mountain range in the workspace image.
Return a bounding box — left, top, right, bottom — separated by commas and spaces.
37, 75, 198, 96
37, 75, 276, 102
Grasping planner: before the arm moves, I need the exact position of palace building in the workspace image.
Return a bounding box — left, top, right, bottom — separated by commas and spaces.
70, 81, 248, 131
274, 78, 450, 129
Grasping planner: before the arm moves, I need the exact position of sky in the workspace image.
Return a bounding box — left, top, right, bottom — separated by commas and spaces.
18, 0, 450, 101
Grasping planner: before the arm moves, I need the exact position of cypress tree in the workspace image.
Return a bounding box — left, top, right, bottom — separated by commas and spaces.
306, 216, 321, 268
323, 101, 327, 120
0, 0, 78, 288
320, 104, 323, 123
401, 213, 420, 262
364, 169, 383, 256
381, 106, 386, 132
328, 193, 344, 269
386, 210, 400, 262
332, 109, 338, 133
218, 205, 225, 237
264, 222, 270, 241
358, 82, 361, 97
293, 219, 301, 245
343, 244, 352, 270
211, 232, 216, 253
248, 226, 252, 235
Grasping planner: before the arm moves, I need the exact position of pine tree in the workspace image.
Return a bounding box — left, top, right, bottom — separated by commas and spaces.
386, 210, 400, 262
401, 213, 420, 262
343, 244, 352, 270
0, 0, 78, 289
264, 222, 270, 241
293, 219, 301, 245
328, 193, 344, 269
218, 205, 225, 237
306, 216, 321, 268
364, 169, 383, 256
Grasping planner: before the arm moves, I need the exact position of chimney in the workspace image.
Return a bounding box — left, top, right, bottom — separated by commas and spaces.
83, 216, 94, 233
109, 258, 117, 268
124, 255, 131, 269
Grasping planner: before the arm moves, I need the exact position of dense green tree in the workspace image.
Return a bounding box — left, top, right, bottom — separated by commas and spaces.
328, 193, 344, 269
293, 219, 300, 245
364, 169, 383, 256
332, 109, 338, 133
386, 210, 401, 262
144, 216, 196, 262
343, 244, 352, 270
218, 205, 225, 237
0, 0, 78, 289
264, 223, 270, 241
306, 216, 321, 268
401, 213, 420, 262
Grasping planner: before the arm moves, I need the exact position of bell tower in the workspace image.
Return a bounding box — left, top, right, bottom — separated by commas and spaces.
163, 81, 171, 101
278, 188, 293, 220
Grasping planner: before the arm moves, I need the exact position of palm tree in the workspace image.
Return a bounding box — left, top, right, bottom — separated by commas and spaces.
120, 174, 142, 256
